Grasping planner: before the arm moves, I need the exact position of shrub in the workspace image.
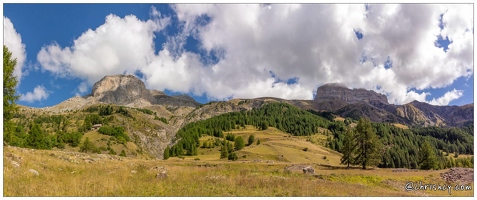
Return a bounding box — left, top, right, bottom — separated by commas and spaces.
303, 147, 308, 151
155, 116, 168, 124
80, 137, 97, 153
109, 148, 117, 155
228, 152, 238, 161
99, 105, 113, 116
163, 146, 170, 160
135, 108, 154, 115
119, 150, 126, 157
220, 145, 229, 159
226, 133, 236, 141
98, 126, 130, 144
248, 134, 255, 146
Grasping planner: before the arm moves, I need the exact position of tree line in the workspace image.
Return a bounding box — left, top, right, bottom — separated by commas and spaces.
330, 118, 474, 169
165, 102, 331, 158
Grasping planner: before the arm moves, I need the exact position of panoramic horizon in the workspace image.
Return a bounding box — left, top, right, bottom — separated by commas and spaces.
3, 3, 474, 108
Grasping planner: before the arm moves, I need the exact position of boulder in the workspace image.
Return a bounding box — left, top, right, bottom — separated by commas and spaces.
156, 171, 168, 179
303, 166, 315, 175
28, 169, 39, 176
11, 161, 20, 168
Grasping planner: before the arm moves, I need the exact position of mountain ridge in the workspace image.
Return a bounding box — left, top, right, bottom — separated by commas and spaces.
24, 77, 473, 128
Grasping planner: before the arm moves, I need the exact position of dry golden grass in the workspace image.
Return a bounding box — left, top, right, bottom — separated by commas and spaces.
3, 145, 473, 197
3, 126, 473, 197
334, 116, 345, 121
392, 123, 409, 129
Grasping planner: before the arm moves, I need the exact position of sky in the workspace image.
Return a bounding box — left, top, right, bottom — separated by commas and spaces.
2, 3, 474, 108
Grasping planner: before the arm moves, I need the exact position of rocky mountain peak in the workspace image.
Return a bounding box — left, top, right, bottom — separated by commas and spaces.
314, 83, 389, 105
91, 74, 154, 105
89, 74, 200, 107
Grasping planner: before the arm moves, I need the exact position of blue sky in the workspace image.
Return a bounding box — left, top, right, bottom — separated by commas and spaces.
3, 4, 474, 108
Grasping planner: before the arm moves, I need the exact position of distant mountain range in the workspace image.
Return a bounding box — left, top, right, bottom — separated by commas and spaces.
308, 83, 473, 127
16, 75, 473, 159
41, 75, 473, 128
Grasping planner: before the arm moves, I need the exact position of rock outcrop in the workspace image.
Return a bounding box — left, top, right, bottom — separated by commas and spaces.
311, 83, 473, 127
315, 83, 389, 105
91, 74, 155, 105
90, 74, 200, 107
440, 167, 474, 184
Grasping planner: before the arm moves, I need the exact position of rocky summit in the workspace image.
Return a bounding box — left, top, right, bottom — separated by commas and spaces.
310, 83, 473, 127
91, 74, 155, 105
90, 74, 200, 107
314, 83, 389, 105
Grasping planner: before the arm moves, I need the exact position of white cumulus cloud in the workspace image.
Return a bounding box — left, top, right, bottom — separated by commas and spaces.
428, 89, 463, 106
37, 8, 170, 85
19, 85, 50, 103
36, 4, 473, 105
3, 16, 27, 83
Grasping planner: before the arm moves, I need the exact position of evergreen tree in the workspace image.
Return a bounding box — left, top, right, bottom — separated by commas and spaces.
228, 152, 238, 161
261, 121, 269, 130
220, 143, 229, 159
3, 46, 20, 144
163, 146, 170, 160
248, 134, 255, 146
353, 118, 382, 169
256, 139, 261, 145
80, 137, 97, 153
27, 123, 49, 149
234, 136, 245, 150
419, 140, 437, 170
341, 127, 356, 168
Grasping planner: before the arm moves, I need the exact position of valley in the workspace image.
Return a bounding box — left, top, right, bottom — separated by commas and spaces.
4, 126, 473, 196
3, 75, 474, 197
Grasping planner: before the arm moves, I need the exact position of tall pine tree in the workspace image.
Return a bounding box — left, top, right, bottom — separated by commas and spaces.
341, 127, 356, 168
419, 140, 437, 170
353, 118, 382, 169
163, 146, 170, 160
3, 46, 20, 144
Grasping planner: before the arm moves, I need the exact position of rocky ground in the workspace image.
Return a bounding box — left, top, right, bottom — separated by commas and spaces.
440, 167, 474, 184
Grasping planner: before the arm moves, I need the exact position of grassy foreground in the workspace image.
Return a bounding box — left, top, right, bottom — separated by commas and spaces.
3, 126, 474, 196
3, 146, 474, 197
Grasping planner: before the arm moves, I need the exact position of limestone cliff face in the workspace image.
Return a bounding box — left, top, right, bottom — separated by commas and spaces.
90, 74, 199, 107
91, 75, 155, 105
315, 83, 389, 104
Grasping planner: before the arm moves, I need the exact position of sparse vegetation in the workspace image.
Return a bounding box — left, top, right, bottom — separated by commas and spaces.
154, 116, 168, 124
3, 144, 473, 197
98, 126, 130, 145
134, 108, 154, 115
3, 79, 474, 197
80, 137, 97, 153
228, 152, 238, 161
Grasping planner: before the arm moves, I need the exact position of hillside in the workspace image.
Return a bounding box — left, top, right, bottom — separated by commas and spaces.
12, 76, 474, 161
6, 76, 474, 197
4, 127, 473, 196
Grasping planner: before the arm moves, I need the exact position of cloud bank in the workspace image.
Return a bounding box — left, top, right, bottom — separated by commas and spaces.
36, 4, 473, 105
4, 16, 27, 83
